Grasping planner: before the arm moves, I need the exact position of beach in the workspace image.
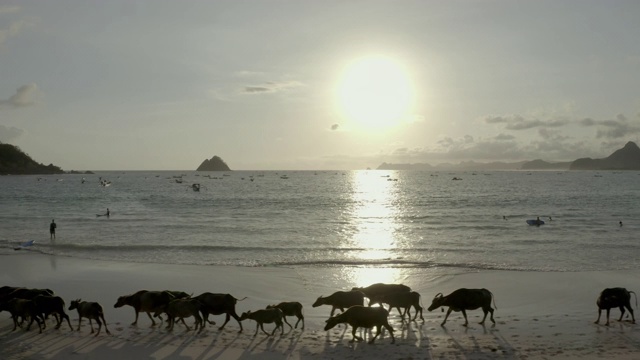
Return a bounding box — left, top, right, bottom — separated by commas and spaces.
2, 253, 640, 359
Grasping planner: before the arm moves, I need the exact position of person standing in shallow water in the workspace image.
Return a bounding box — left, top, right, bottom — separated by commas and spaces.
106, 208, 110, 217
49, 219, 56, 239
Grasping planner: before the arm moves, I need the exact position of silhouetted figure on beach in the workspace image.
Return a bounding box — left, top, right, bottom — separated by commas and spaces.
503, 216, 507, 220
620, 221, 623, 227
548, 216, 552, 221
106, 208, 110, 217
50, 219, 56, 239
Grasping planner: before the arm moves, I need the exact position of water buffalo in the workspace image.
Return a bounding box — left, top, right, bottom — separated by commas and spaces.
372, 291, 424, 321
33, 295, 73, 331
0, 298, 43, 333
324, 305, 394, 344
352, 283, 411, 307
154, 298, 204, 333
193, 292, 246, 332
240, 308, 284, 336
428, 288, 496, 326
595, 287, 637, 326
312, 290, 365, 316
69, 299, 110, 336
114, 290, 181, 326
266, 301, 304, 329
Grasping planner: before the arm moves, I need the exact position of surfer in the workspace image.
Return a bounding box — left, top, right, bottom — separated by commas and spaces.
50, 219, 56, 239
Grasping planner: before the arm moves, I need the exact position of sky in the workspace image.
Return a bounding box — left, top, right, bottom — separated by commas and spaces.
1, 0, 640, 171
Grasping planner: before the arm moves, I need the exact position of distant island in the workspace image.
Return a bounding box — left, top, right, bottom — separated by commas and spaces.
377, 141, 640, 171
196, 155, 231, 171
0, 142, 65, 175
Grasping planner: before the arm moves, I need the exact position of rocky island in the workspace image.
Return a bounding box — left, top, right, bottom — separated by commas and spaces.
196, 155, 231, 171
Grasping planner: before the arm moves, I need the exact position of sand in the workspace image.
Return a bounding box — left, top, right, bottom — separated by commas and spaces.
2, 252, 640, 359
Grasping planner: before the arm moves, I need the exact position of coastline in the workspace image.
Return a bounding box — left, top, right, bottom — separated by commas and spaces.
2, 253, 640, 359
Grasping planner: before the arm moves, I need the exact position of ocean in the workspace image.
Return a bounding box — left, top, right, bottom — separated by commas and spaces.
1, 170, 638, 273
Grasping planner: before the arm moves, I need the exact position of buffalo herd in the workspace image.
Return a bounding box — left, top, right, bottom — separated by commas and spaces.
0, 284, 636, 344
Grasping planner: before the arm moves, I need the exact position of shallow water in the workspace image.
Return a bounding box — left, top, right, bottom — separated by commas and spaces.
1, 170, 638, 272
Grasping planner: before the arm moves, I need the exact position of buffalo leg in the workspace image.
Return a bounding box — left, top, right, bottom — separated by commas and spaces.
101, 314, 111, 334
146, 312, 157, 326
442, 308, 454, 326
219, 313, 232, 331
351, 325, 364, 342
618, 306, 626, 322
282, 316, 293, 329
461, 309, 469, 326
627, 306, 636, 324
384, 322, 395, 343
595, 309, 602, 324
606, 308, 611, 326
416, 305, 424, 321
369, 325, 381, 344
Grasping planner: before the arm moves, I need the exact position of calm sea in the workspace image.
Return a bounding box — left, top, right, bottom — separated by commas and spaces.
1, 170, 638, 272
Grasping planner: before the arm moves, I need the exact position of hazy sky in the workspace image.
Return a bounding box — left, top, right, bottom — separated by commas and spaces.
1, 1, 640, 170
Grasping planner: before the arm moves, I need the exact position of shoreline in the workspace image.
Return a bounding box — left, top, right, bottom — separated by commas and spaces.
2, 253, 640, 359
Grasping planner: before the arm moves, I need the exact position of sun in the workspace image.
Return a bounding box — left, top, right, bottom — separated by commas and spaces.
336, 56, 414, 131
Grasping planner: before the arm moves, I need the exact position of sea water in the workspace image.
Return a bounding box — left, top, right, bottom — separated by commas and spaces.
1, 170, 638, 273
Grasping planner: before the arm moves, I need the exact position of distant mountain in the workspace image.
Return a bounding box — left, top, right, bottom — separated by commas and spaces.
0, 142, 64, 175
377, 160, 525, 171
196, 155, 231, 171
377, 162, 433, 170
521, 159, 572, 170
570, 141, 640, 170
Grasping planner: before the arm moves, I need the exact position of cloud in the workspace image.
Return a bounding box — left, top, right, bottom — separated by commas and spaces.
495, 133, 515, 141
578, 113, 640, 139
0, 5, 20, 14
241, 81, 304, 94
243, 86, 270, 93
483, 114, 569, 130
0, 84, 38, 108
0, 125, 24, 142
0, 16, 34, 45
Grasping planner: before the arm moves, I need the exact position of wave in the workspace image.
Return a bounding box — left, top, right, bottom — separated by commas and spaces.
265, 258, 558, 272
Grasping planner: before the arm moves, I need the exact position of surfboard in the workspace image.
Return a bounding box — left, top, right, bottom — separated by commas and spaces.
526, 219, 545, 226
14, 240, 35, 250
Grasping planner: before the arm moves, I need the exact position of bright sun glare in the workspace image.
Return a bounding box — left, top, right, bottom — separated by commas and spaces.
336, 56, 414, 131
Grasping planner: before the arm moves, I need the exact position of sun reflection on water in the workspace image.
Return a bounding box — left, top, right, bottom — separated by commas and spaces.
344, 170, 405, 285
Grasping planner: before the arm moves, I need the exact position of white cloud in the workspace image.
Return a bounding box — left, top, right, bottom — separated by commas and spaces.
241, 81, 304, 94
0, 84, 39, 108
